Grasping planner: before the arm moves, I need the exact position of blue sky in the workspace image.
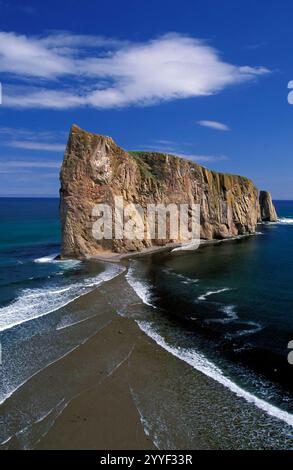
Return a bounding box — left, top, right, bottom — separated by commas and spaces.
0, 0, 293, 198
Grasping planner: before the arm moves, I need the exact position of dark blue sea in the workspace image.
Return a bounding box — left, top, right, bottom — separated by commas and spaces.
0, 197, 292, 448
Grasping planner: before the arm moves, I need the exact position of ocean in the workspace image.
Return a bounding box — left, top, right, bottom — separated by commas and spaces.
0, 197, 292, 448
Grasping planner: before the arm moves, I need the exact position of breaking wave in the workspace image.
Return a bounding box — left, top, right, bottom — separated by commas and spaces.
126, 262, 154, 307
0, 263, 124, 332
198, 288, 231, 301
277, 217, 293, 225
207, 305, 238, 324
137, 320, 293, 428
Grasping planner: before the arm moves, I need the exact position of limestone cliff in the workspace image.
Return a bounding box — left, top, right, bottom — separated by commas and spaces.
60, 125, 276, 259
259, 191, 278, 222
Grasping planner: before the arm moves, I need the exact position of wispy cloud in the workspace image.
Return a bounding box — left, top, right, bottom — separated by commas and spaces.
40, 31, 128, 49
0, 31, 270, 109
161, 152, 229, 163
7, 141, 65, 152
153, 139, 177, 146
0, 159, 60, 171
0, 126, 66, 152
133, 143, 228, 164
0, 127, 67, 140
244, 42, 269, 50
181, 154, 228, 163
197, 120, 230, 131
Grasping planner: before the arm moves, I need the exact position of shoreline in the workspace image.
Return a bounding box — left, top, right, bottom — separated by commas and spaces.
90, 235, 252, 263
34, 311, 293, 450
1, 252, 292, 449
1, 224, 292, 449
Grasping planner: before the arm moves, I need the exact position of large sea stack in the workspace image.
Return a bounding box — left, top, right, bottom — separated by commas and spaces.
60, 125, 277, 259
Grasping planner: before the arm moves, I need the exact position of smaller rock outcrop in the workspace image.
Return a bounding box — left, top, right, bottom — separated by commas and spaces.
259, 191, 278, 222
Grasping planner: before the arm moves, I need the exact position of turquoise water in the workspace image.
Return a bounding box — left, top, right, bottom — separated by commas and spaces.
0, 197, 292, 438
0, 198, 125, 423
0, 198, 62, 311
0, 198, 60, 250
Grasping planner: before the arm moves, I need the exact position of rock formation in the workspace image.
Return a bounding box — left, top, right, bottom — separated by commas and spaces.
259, 191, 278, 222
60, 125, 277, 259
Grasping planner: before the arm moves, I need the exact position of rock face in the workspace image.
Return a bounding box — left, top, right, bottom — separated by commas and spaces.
259, 191, 278, 222
60, 125, 276, 259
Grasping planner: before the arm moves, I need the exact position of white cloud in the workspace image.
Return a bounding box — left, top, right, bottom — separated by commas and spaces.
0, 31, 270, 109
0, 160, 60, 171
0, 31, 72, 78
133, 144, 228, 163
0, 126, 66, 139
4, 87, 86, 109
7, 141, 65, 152
168, 152, 228, 163
0, 127, 66, 153
40, 31, 128, 49
197, 120, 230, 131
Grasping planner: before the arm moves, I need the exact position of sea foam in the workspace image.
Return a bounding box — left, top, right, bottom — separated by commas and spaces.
126, 263, 154, 307
207, 305, 238, 324
198, 288, 231, 301
137, 320, 293, 428
34, 254, 59, 263
0, 263, 124, 333
34, 254, 82, 269
277, 217, 293, 225
125, 261, 293, 427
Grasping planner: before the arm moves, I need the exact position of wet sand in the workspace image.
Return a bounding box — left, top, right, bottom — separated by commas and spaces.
35, 317, 155, 450
35, 311, 293, 450
1, 267, 292, 450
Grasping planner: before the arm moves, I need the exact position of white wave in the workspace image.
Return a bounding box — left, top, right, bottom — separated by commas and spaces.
219, 235, 244, 242
162, 268, 199, 285
181, 279, 199, 285
0, 263, 124, 333
34, 254, 81, 269
207, 306, 262, 336
34, 254, 59, 263
264, 217, 293, 226
172, 241, 201, 252
277, 217, 293, 225
137, 320, 293, 427
126, 263, 154, 307
198, 288, 231, 301
25, 286, 72, 297
207, 305, 238, 324
0, 342, 81, 407
225, 321, 263, 339
0, 318, 116, 408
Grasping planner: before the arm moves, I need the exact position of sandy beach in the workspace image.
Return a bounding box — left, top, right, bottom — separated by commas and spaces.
0, 264, 291, 450
35, 316, 155, 450
90, 238, 242, 263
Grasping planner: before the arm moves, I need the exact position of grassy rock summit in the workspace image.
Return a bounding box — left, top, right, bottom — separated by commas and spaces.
60, 125, 277, 259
